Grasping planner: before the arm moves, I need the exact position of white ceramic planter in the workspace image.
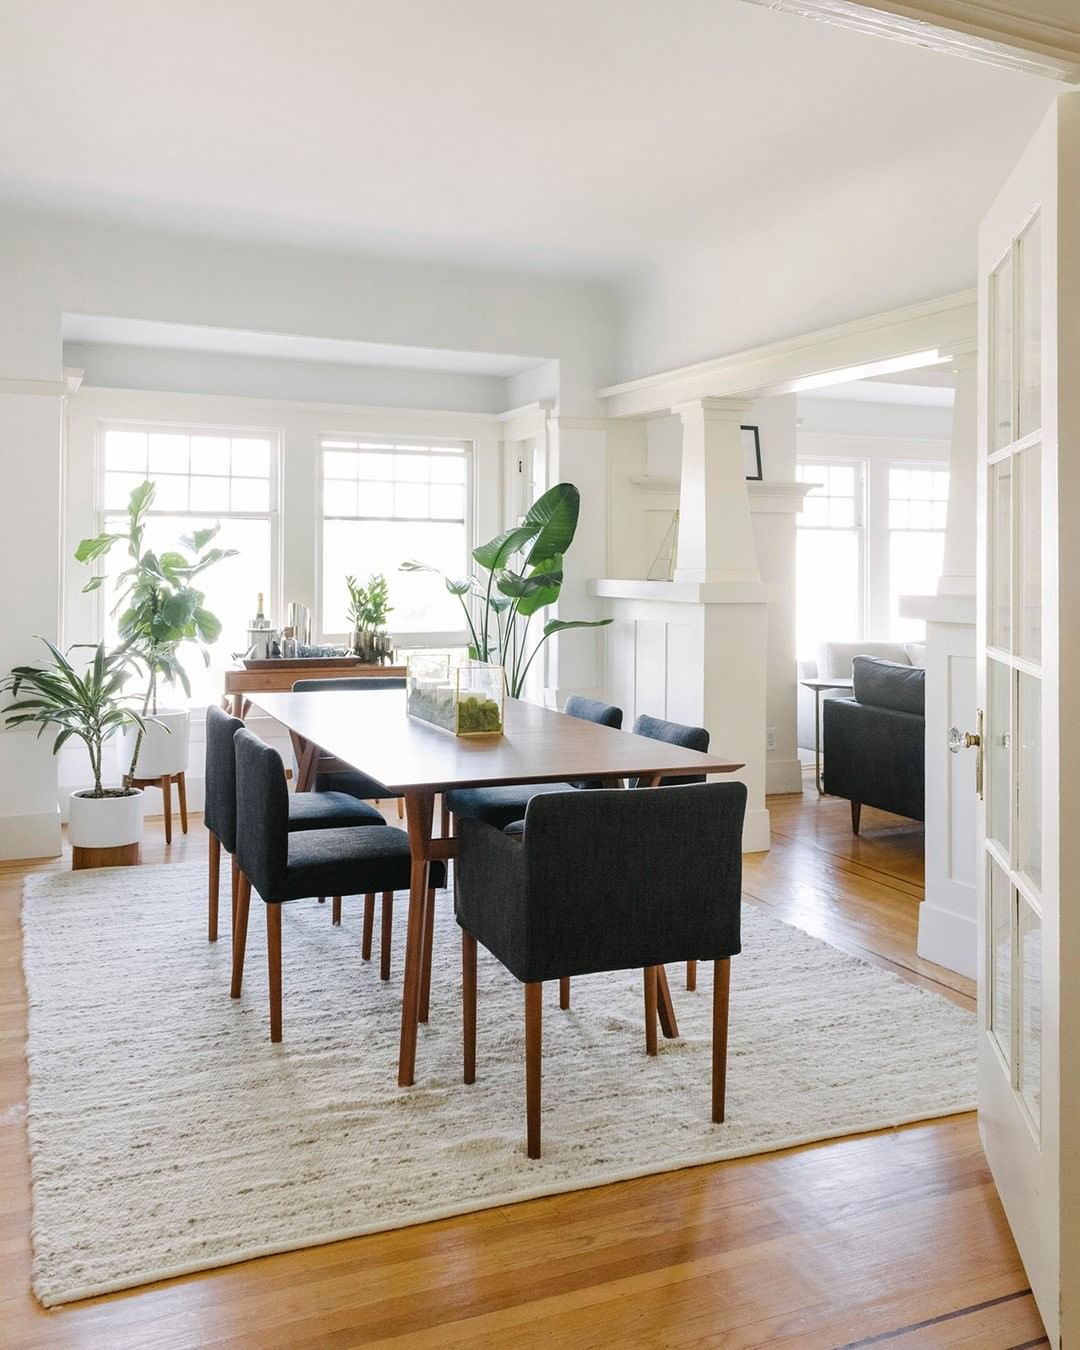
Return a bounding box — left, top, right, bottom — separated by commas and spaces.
117, 708, 191, 779
68, 788, 144, 849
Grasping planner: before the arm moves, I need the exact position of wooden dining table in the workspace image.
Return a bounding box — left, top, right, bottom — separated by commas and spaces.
252, 688, 744, 1086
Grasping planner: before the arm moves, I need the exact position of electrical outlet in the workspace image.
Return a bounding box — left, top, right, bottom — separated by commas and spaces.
766, 727, 776, 752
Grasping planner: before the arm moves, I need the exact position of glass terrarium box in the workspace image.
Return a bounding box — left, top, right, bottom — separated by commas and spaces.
406, 654, 504, 737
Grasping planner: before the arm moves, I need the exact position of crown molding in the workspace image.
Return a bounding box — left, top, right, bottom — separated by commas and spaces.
741, 0, 1080, 81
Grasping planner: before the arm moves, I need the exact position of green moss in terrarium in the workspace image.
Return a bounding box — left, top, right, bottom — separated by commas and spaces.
456, 693, 502, 734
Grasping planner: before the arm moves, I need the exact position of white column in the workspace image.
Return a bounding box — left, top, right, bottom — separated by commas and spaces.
903, 345, 978, 976
0, 384, 66, 859
673, 398, 759, 584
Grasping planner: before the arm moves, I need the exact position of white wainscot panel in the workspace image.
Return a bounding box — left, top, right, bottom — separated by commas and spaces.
634, 621, 668, 721
664, 623, 701, 724
947, 652, 977, 888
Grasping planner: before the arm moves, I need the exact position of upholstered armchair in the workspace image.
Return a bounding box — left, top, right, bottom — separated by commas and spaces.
455, 780, 746, 1158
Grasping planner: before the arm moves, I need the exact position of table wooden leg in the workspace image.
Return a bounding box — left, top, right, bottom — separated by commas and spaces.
398, 789, 434, 1086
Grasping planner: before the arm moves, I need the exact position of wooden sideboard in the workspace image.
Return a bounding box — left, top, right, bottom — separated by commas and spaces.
223, 662, 407, 718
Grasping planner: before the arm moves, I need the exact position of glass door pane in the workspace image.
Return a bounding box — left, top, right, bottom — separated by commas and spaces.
987, 658, 1012, 852
1018, 672, 1042, 890
1018, 897, 1042, 1126
989, 857, 1014, 1066
1019, 214, 1042, 439
992, 251, 1016, 451
990, 458, 1013, 649
1018, 444, 1042, 662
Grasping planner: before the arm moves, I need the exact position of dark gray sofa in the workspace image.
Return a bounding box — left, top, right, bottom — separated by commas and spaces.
822, 655, 925, 833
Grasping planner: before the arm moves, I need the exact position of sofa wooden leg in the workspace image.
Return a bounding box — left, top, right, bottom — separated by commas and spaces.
208, 831, 221, 943
851, 800, 862, 835
380, 892, 393, 981
712, 957, 731, 1124
644, 966, 658, 1056
525, 982, 542, 1159
362, 893, 375, 959
463, 930, 477, 1084
267, 904, 282, 1043
559, 977, 570, 1010
686, 959, 697, 992
230, 873, 252, 999
332, 894, 342, 926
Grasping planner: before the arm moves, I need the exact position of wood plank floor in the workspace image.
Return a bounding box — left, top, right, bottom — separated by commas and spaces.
0, 789, 1047, 1349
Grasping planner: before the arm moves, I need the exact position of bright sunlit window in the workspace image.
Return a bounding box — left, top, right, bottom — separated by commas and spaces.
888, 465, 949, 641
795, 462, 864, 661
101, 425, 277, 708
320, 437, 470, 637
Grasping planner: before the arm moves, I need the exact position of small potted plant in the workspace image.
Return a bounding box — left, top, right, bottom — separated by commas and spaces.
345, 573, 393, 664
1, 640, 149, 864
76, 481, 236, 784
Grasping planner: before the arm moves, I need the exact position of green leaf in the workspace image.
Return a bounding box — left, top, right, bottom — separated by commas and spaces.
495, 567, 563, 600
541, 617, 613, 637
81, 575, 107, 593
516, 555, 564, 617
523, 483, 580, 566
179, 526, 219, 553
193, 607, 222, 643
74, 533, 123, 564
471, 524, 539, 572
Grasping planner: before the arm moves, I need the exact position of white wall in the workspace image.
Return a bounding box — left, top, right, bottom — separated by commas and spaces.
0, 209, 621, 855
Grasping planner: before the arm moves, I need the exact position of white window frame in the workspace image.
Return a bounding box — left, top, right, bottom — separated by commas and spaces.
316, 432, 475, 648
796, 457, 869, 649
885, 459, 951, 639
90, 416, 282, 643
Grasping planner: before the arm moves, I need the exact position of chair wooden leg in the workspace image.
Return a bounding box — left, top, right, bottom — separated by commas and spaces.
686, 959, 697, 992
267, 904, 283, 1043
332, 895, 342, 926
525, 981, 543, 1159
231, 855, 240, 935
559, 977, 570, 1010
712, 957, 731, 1124
380, 892, 393, 980
208, 831, 221, 942
176, 771, 189, 834
657, 966, 679, 1040
851, 800, 862, 835
161, 774, 173, 845
361, 892, 375, 959
463, 930, 477, 1084
230, 872, 252, 998
419, 887, 436, 1023
644, 966, 658, 1056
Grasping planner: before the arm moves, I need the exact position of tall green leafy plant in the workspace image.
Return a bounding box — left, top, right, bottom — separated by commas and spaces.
1, 640, 148, 798
75, 480, 237, 779
345, 573, 393, 632
402, 482, 610, 698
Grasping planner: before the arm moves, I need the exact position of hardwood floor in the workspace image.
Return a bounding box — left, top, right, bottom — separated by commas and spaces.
0, 789, 1046, 1348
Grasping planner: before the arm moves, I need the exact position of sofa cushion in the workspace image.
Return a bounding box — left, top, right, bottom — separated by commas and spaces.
819, 640, 911, 680
852, 656, 925, 716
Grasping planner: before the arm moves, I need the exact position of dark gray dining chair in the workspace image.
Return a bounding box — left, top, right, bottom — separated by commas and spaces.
455, 780, 746, 1158
443, 694, 624, 832
292, 677, 406, 819
204, 705, 384, 942
231, 728, 446, 1041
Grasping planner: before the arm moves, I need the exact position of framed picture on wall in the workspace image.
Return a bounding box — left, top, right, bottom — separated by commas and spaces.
742, 425, 762, 480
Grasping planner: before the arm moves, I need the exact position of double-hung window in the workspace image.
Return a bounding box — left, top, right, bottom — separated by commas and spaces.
888, 465, 950, 640
100, 423, 278, 708
795, 461, 865, 661
320, 436, 471, 640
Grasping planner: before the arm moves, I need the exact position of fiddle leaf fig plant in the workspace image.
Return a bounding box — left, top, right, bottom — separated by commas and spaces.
402, 482, 610, 698
75, 480, 237, 780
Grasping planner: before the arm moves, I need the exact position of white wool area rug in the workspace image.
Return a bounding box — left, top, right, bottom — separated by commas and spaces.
22, 862, 976, 1307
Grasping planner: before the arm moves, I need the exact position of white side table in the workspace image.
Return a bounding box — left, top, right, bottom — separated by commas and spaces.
800, 677, 854, 794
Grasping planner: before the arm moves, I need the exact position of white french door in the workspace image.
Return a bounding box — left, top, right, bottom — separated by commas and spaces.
975, 92, 1080, 1347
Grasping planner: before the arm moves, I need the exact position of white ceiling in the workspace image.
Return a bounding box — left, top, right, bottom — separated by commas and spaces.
61, 315, 540, 377
0, 0, 1057, 283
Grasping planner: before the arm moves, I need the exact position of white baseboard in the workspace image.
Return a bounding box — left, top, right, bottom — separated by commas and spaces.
742, 805, 771, 854
766, 758, 804, 794
0, 808, 62, 861
917, 901, 977, 980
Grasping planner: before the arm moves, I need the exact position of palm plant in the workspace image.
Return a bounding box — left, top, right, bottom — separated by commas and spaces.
402, 482, 610, 698
1, 640, 147, 798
